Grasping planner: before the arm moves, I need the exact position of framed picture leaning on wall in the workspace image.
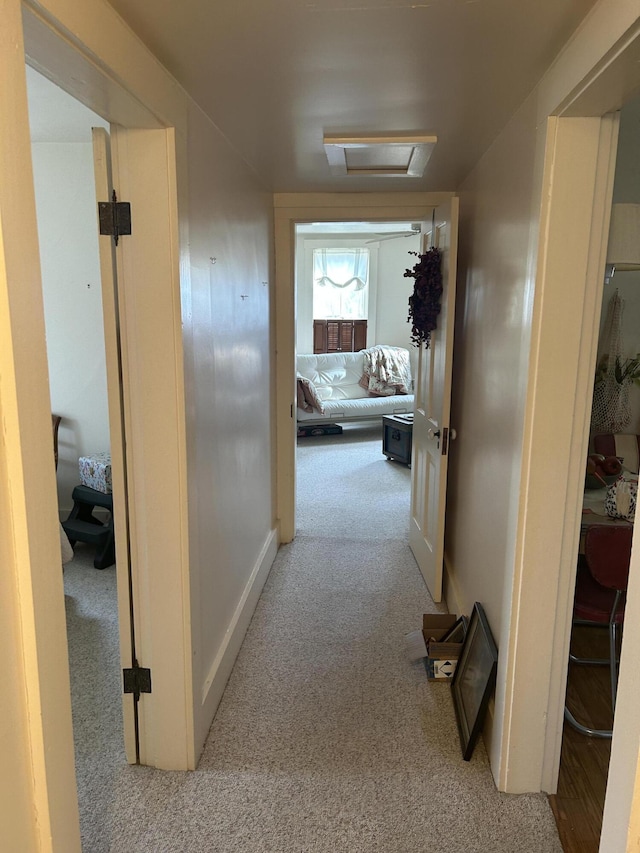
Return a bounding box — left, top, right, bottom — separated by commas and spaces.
451, 602, 498, 761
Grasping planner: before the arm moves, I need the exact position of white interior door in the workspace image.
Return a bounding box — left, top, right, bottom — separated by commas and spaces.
91, 127, 137, 762
409, 197, 459, 602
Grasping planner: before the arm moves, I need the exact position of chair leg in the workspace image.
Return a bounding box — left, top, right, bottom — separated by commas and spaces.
565, 590, 623, 738
564, 706, 612, 739
608, 590, 623, 715
569, 652, 610, 666
569, 620, 613, 666
610, 618, 620, 715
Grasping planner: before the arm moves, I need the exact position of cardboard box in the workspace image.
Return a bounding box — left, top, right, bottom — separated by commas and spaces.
422, 614, 464, 681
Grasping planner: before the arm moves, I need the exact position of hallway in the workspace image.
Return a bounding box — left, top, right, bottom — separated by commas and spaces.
70, 425, 562, 851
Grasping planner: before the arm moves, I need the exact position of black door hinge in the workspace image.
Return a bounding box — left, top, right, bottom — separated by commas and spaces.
123, 662, 151, 700
98, 190, 131, 246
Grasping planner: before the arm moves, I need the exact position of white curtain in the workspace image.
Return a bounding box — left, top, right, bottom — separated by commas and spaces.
313, 248, 369, 319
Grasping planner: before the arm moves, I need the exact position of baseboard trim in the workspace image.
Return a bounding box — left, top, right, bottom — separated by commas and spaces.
197, 527, 279, 752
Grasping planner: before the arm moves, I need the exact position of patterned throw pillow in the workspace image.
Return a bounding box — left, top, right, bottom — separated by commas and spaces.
604, 478, 637, 521
296, 373, 325, 414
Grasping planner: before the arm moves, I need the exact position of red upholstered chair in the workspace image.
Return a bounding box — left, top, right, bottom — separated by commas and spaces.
564, 525, 631, 738
593, 433, 640, 474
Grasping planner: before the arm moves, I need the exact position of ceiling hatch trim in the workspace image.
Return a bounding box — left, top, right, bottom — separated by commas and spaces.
323, 133, 437, 177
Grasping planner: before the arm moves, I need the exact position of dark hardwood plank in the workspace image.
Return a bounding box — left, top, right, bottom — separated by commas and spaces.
549, 625, 613, 853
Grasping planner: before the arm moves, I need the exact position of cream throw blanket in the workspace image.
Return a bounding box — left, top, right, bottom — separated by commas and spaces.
359, 346, 411, 396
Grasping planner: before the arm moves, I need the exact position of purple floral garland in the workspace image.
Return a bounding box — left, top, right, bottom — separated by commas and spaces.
405, 248, 443, 348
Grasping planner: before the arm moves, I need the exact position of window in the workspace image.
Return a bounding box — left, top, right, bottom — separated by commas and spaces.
312, 248, 369, 319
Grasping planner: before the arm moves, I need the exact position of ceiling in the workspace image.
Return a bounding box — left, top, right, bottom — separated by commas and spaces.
102, 0, 598, 193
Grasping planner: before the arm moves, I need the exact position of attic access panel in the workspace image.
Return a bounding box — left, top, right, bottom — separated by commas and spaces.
323, 133, 437, 177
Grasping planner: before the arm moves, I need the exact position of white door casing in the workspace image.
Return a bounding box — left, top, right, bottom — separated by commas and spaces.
3, 1, 193, 845
274, 192, 455, 543
22, 0, 194, 772
409, 198, 459, 602
0, 4, 81, 847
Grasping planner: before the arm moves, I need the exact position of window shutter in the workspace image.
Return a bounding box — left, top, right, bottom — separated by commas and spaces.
353, 320, 367, 351
327, 321, 340, 352
313, 320, 367, 353
339, 322, 354, 352
313, 320, 327, 353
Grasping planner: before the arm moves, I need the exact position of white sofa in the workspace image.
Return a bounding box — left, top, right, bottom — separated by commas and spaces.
296, 349, 414, 425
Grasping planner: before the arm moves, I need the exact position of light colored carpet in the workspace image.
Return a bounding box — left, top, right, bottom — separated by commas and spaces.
63, 544, 123, 847
66, 424, 562, 852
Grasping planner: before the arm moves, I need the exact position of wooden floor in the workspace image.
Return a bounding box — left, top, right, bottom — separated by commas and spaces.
549, 626, 614, 853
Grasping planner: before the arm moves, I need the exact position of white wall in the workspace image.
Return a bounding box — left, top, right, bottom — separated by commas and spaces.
446, 90, 540, 764
181, 102, 276, 753
294, 234, 320, 354
31, 142, 110, 514
375, 234, 420, 376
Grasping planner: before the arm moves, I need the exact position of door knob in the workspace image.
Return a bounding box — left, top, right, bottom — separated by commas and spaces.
427, 428, 440, 441
450, 428, 457, 440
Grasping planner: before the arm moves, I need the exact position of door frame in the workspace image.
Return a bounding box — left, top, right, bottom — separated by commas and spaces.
505, 113, 619, 794
273, 192, 454, 542
21, 0, 194, 769
1, 2, 194, 844
1, 3, 81, 847
511, 14, 640, 848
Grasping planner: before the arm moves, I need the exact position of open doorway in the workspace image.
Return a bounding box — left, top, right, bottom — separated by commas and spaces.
293, 219, 419, 539
274, 195, 451, 544
26, 66, 128, 846
550, 91, 640, 853
4, 6, 195, 844
286, 201, 460, 609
